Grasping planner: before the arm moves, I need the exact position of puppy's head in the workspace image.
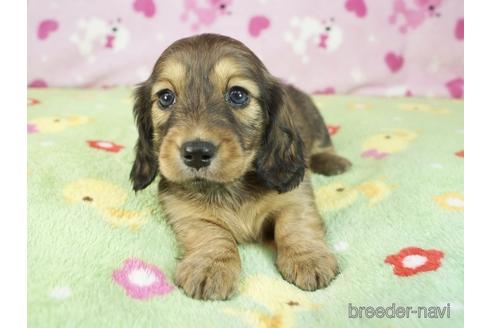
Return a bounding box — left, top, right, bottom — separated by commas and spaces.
130, 34, 304, 193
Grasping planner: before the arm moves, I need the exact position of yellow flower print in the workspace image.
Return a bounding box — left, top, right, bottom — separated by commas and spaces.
28, 115, 92, 133
357, 178, 396, 205
347, 102, 373, 111
362, 129, 418, 159
63, 178, 127, 209
434, 192, 464, 211
315, 182, 359, 211
315, 178, 395, 212
398, 103, 450, 115
63, 178, 148, 230
102, 208, 148, 231
223, 274, 319, 328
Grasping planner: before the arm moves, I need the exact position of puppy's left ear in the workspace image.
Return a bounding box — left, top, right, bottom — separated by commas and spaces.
255, 80, 305, 193
130, 82, 158, 191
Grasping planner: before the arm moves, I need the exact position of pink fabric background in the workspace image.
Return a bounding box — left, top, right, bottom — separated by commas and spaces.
27, 0, 464, 98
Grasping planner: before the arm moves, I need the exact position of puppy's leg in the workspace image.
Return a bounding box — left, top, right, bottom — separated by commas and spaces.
310, 146, 352, 176
307, 115, 352, 176
275, 200, 339, 291
173, 218, 240, 300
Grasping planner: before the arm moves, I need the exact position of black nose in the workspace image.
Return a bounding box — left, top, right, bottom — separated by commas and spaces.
181, 140, 216, 170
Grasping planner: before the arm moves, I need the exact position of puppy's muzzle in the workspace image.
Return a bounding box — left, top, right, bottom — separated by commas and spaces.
181, 140, 216, 170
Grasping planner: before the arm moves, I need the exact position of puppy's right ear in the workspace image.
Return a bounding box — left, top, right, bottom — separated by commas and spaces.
130, 82, 158, 191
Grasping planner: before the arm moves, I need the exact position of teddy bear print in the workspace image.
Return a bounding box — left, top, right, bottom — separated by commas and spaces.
389, 0, 442, 33
63, 178, 148, 230
70, 18, 130, 62
315, 178, 395, 212
28, 115, 92, 134
284, 16, 343, 63
223, 274, 319, 328
361, 129, 418, 159
180, 0, 232, 31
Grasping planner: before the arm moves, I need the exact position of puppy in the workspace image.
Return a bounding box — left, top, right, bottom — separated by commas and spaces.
130, 34, 352, 300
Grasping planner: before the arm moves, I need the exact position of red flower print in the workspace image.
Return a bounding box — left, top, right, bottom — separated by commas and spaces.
113, 258, 174, 300
87, 140, 124, 153
327, 125, 340, 135
28, 98, 40, 106
455, 150, 464, 158
385, 247, 444, 277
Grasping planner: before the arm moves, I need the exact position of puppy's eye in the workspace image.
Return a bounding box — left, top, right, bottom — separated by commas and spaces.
157, 89, 176, 109
226, 86, 249, 108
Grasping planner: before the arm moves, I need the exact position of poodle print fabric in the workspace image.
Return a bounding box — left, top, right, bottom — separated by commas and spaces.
28, 88, 463, 327
28, 0, 463, 98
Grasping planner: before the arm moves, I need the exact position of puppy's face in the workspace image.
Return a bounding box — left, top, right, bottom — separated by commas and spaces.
131, 34, 305, 193
151, 57, 264, 184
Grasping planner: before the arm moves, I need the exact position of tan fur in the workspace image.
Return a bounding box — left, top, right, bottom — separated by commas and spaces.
131, 34, 351, 300
309, 146, 353, 176
154, 59, 187, 91
158, 125, 257, 184
161, 175, 314, 244
159, 174, 338, 298
211, 58, 251, 91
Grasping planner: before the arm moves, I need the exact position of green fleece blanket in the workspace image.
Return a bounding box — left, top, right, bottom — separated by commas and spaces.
27, 88, 464, 328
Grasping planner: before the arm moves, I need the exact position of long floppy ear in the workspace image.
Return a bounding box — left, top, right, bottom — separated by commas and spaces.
130, 82, 158, 191
255, 80, 305, 193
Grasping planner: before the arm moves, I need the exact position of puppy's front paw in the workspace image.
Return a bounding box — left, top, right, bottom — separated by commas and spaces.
175, 255, 240, 300
276, 246, 339, 291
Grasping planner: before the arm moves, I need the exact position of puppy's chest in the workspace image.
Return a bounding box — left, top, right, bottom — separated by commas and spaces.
219, 199, 276, 242
161, 189, 282, 243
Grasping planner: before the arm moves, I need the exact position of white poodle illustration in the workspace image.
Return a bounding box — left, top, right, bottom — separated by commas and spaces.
284, 16, 343, 63
70, 18, 130, 62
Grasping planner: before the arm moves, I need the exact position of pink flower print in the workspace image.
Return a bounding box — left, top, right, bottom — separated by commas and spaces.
113, 258, 174, 300
361, 149, 388, 159
28, 123, 39, 134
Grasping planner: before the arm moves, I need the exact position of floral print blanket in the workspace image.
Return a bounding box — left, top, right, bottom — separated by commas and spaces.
28, 88, 463, 328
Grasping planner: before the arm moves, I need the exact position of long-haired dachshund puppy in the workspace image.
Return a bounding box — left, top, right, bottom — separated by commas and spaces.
130, 34, 352, 300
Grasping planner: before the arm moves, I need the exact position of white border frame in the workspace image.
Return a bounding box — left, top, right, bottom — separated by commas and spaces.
465, 1, 492, 327
0, 0, 27, 326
